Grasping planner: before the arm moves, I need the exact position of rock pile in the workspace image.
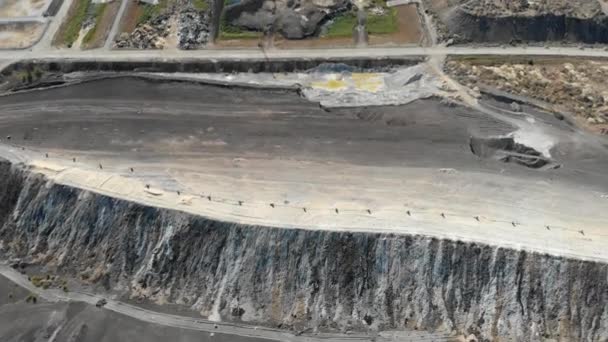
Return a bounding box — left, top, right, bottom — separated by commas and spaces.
455, 0, 601, 18
115, 14, 171, 49
178, 9, 210, 49
446, 60, 608, 129
224, 0, 350, 39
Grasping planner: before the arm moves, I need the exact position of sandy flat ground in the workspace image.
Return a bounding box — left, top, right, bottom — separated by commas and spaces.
0, 77, 606, 262
0, 23, 45, 49
0, 0, 49, 17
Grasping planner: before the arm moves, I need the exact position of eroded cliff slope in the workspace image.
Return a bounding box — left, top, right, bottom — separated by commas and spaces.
0, 160, 606, 341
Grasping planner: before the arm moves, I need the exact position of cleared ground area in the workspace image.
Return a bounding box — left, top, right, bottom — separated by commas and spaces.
0, 22, 45, 49
0, 273, 274, 342
0, 77, 606, 261
0, 0, 50, 17
368, 4, 422, 46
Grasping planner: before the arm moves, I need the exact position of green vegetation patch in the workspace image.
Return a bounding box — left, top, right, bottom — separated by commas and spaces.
367, 8, 397, 34
57, 0, 92, 46
137, 0, 170, 25
219, 28, 262, 40
192, 0, 208, 11
25, 293, 37, 304
83, 3, 108, 45
325, 6, 397, 38
219, 13, 262, 40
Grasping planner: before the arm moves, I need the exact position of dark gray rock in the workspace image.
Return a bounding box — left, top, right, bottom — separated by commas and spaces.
114, 14, 171, 49
178, 9, 210, 49
224, 0, 350, 39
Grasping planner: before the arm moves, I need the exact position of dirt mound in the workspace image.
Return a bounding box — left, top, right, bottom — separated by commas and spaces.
224, 0, 350, 39
446, 59, 608, 133
469, 136, 555, 169
424, 0, 608, 43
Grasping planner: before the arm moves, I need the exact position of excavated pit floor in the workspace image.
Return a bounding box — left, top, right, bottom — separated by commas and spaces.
0, 76, 606, 261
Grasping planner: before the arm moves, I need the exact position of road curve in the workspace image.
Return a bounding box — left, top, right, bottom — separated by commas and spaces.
0, 264, 453, 342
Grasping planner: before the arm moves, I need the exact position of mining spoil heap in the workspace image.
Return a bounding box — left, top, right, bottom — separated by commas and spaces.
0, 76, 606, 341
425, 0, 608, 43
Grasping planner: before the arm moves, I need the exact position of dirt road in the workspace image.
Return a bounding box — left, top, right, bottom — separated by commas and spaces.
0, 77, 606, 262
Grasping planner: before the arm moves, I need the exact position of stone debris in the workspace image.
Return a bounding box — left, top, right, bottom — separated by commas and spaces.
178, 9, 210, 49
115, 14, 171, 49
445, 60, 608, 131
115, 0, 211, 49
446, 0, 601, 18
224, 0, 350, 39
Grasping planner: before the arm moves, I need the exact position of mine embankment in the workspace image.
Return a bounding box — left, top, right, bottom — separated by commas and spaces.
423, 0, 608, 44
0, 160, 606, 341
446, 57, 608, 134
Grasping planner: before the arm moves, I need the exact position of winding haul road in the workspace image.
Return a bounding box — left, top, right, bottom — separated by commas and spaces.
0, 264, 452, 342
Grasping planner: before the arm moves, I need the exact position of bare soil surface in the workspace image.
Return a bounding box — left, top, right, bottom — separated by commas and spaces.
117, 0, 142, 36
446, 58, 608, 134
369, 4, 422, 46
0, 77, 606, 261
0, 274, 272, 342
0, 23, 44, 49
83, 1, 120, 49
271, 35, 355, 49
0, 0, 49, 17
0, 275, 29, 306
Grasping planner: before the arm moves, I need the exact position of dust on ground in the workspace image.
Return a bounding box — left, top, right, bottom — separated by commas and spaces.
0, 22, 45, 49
0, 275, 29, 306
445, 58, 608, 134
271, 35, 354, 49
0, 0, 49, 17
118, 0, 142, 35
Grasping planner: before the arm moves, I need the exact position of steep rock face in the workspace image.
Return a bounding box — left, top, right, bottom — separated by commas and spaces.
0, 159, 606, 341
446, 8, 608, 43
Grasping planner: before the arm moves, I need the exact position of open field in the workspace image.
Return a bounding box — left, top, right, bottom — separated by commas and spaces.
0, 0, 50, 17
53, 0, 91, 47
82, 0, 120, 49
368, 4, 422, 45
118, 0, 143, 35
325, 8, 398, 38
0, 22, 45, 49
52, 0, 119, 49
